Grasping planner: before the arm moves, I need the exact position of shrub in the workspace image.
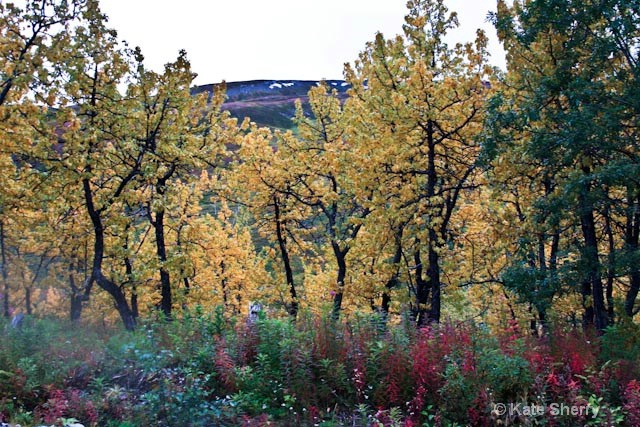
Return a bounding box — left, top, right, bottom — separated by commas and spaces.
0, 312, 638, 426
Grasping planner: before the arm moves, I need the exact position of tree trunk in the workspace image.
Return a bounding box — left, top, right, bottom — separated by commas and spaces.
580, 210, 607, 331
626, 271, 640, 317
274, 195, 297, 318
83, 178, 136, 330
70, 295, 83, 323
124, 252, 138, 320
381, 227, 404, 317
529, 304, 538, 337
69, 267, 83, 323
581, 279, 594, 328
578, 174, 607, 332
153, 207, 172, 320
421, 119, 441, 326
427, 229, 441, 324
331, 241, 347, 319
131, 290, 138, 320
624, 191, 640, 317
220, 260, 228, 308
25, 286, 32, 315
538, 308, 548, 336
176, 225, 191, 310
96, 273, 136, 330
604, 207, 616, 324
414, 245, 430, 327
1, 221, 9, 318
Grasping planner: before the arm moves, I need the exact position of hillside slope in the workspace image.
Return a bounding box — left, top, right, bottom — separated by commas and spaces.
193, 80, 350, 129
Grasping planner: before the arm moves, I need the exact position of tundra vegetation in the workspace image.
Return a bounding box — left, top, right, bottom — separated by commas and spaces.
0, 0, 639, 425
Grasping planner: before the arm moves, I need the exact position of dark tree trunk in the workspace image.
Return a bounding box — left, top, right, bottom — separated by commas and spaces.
538, 230, 558, 335
414, 245, 430, 327
422, 119, 441, 326
69, 267, 83, 323
579, 210, 607, 331
538, 309, 548, 336
25, 286, 32, 315
75, 61, 142, 331
604, 210, 615, 324
131, 291, 138, 320
149, 167, 176, 320
176, 225, 191, 310
274, 195, 297, 318
626, 270, 640, 318
1, 221, 9, 318
153, 207, 172, 320
627, 273, 640, 318
83, 178, 136, 331
427, 229, 441, 324
220, 261, 228, 308
124, 250, 138, 321
331, 241, 347, 319
624, 191, 640, 317
96, 273, 136, 330
70, 294, 83, 323
582, 279, 595, 328
381, 227, 404, 317
578, 174, 607, 332
529, 304, 538, 337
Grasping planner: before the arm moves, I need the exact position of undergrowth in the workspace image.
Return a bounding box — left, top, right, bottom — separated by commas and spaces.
0, 309, 638, 426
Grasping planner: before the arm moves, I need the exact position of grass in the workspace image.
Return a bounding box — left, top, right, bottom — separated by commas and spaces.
0, 310, 638, 426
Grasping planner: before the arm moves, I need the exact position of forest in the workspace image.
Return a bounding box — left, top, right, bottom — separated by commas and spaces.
1, 0, 640, 425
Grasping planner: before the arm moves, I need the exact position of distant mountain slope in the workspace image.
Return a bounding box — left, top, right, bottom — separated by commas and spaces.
192, 80, 350, 129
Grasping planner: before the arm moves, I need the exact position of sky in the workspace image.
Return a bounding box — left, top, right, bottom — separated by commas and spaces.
100, 0, 505, 86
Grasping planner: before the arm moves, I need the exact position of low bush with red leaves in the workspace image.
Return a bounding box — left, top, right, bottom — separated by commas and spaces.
1, 313, 638, 426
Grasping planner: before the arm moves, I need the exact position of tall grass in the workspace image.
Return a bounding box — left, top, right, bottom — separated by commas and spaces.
0, 311, 638, 426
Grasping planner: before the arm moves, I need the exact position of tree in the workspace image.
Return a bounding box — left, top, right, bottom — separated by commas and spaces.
126, 50, 238, 319
40, 3, 144, 329
344, 0, 491, 325
285, 86, 372, 318
486, 0, 640, 331
0, 0, 88, 318
240, 85, 371, 318
234, 124, 303, 318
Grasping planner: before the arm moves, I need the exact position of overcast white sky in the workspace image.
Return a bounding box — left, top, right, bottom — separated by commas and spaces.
100, 0, 505, 85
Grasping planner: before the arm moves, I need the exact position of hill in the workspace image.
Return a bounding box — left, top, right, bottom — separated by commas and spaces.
192, 79, 350, 129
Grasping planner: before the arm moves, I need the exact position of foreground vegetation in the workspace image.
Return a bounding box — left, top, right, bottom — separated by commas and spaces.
0, 0, 638, 334
1, 312, 640, 426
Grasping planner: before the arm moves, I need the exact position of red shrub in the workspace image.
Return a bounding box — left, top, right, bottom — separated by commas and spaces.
468, 389, 491, 427
409, 328, 441, 413
551, 332, 597, 377
242, 413, 270, 426
523, 342, 553, 374
35, 388, 97, 426
36, 388, 68, 424
312, 317, 341, 361
623, 380, 640, 427
67, 389, 98, 425
497, 318, 521, 355
382, 348, 410, 406
408, 325, 474, 414
235, 322, 259, 365
214, 338, 237, 392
